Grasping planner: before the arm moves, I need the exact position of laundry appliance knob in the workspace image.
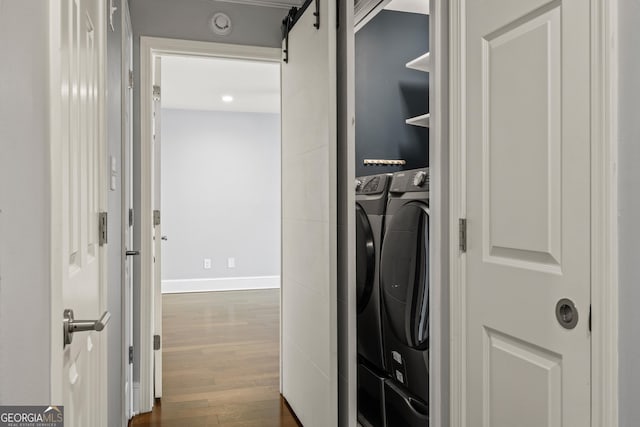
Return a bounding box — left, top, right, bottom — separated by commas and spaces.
413, 170, 428, 187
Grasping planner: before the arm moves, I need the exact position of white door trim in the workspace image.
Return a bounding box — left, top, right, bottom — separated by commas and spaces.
429, 1, 450, 426
448, 1, 467, 424
589, 0, 619, 424
138, 36, 281, 412
448, 1, 619, 426
121, 0, 134, 422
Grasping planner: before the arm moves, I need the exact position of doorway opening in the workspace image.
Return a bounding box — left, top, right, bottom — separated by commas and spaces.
134, 40, 299, 424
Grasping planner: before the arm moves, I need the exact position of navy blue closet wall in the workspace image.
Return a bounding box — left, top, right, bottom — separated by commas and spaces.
355, 10, 429, 177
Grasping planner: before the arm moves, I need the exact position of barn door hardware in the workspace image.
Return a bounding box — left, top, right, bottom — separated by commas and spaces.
281, 0, 320, 63
313, 0, 320, 29
281, 7, 296, 63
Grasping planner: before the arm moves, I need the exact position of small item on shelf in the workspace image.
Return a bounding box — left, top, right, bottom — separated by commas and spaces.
363, 159, 407, 166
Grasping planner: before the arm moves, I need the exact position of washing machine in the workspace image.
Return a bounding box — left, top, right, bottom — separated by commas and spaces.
379, 168, 430, 417
355, 173, 391, 427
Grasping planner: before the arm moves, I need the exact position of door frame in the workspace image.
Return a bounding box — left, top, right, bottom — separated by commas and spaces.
429, 1, 450, 426
138, 36, 282, 412
349, 3, 450, 424
121, 0, 134, 421
447, 0, 619, 426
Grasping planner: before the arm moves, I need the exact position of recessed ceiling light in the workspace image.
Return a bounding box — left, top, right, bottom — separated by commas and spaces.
222, 95, 233, 103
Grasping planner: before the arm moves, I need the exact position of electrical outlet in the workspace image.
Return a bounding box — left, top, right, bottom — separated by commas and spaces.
227, 257, 235, 268
203, 258, 212, 269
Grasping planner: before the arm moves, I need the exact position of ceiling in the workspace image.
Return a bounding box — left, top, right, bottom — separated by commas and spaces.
212, 0, 429, 14
161, 55, 280, 114
211, 0, 304, 8
385, 0, 430, 15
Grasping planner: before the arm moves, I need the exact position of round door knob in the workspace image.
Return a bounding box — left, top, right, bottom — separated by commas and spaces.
555, 298, 579, 329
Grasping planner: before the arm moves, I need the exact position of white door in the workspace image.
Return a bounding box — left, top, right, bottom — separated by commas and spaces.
121, 0, 135, 420
280, 2, 338, 426
463, 0, 590, 425
53, 0, 108, 425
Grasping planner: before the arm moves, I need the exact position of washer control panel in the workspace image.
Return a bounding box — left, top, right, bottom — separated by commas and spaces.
390, 168, 430, 193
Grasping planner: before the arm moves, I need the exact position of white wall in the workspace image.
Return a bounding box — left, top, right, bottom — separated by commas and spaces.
161, 108, 281, 293
618, 1, 640, 425
0, 0, 51, 404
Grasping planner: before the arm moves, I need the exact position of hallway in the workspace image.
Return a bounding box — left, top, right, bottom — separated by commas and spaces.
131, 290, 299, 426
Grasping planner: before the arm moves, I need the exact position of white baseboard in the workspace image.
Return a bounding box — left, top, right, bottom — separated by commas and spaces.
161, 275, 280, 294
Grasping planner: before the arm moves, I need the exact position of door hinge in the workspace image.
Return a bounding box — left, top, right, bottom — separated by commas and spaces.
129, 346, 134, 364
459, 218, 467, 252
129, 208, 135, 227
99, 212, 108, 246
152, 85, 161, 101
153, 210, 161, 226
153, 334, 161, 351
589, 305, 592, 332
128, 69, 134, 89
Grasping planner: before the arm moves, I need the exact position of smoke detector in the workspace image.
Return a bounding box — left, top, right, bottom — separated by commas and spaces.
210, 12, 232, 36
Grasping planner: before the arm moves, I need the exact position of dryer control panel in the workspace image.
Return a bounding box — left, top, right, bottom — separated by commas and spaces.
356, 174, 391, 195
389, 168, 430, 193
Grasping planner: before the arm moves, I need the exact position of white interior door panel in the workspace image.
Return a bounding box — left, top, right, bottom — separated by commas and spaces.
464, 0, 591, 425
52, 0, 108, 425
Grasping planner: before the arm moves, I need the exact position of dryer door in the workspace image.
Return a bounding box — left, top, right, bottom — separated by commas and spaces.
356, 203, 376, 313
380, 201, 429, 349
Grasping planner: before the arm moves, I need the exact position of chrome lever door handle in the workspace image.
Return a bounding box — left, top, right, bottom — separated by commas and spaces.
126, 250, 140, 256
63, 309, 111, 346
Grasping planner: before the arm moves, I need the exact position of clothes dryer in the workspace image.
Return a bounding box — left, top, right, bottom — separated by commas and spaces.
380, 168, 430, 409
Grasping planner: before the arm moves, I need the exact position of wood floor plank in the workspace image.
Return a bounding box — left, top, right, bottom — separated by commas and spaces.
130, 290, 301, 427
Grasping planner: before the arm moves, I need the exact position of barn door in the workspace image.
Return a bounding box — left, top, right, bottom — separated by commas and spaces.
280, 1, 338, 425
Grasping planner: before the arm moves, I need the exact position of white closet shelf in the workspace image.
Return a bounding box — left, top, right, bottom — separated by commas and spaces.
406, 52, 430, 72
406, 113, 430, 128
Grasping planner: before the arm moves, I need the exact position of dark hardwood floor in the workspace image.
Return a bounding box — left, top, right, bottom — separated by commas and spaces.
130, 289, 301, 427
